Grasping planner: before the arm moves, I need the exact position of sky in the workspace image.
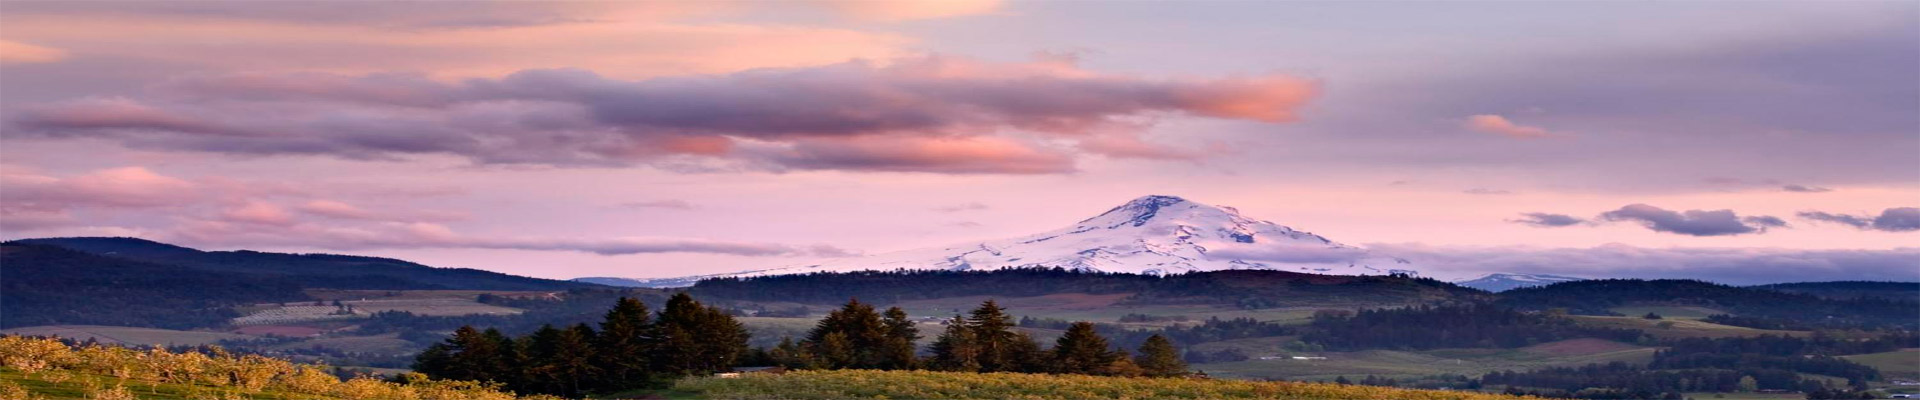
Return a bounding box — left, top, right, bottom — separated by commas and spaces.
1, 1, 1915, 283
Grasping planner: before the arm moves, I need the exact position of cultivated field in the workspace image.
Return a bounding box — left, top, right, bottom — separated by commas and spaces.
0, 325, 254, 346
233, 296, 523, 325
1607, 305, 1728, 320
1195, 338, 1657, 381
1842, 348, 1920, 381
1569, 315, 1806, 339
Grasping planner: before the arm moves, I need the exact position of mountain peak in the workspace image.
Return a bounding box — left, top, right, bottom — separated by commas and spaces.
1083, 195, 1215, 227
695, 194, 1409, 279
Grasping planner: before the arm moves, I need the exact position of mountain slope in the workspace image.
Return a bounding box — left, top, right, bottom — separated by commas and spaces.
1454, 273, 1585, 292
10, 237, 596, 291
0, 243, 309, 329
1750, 281, 1920, 301
727, 195, 1412, 279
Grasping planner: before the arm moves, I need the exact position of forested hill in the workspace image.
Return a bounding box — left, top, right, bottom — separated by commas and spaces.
0, 243, 308, 329
1751, 281, 1920, 301
8, 237, 596, 291
691, 268, 1485, 307
1496, 279, 1919, 329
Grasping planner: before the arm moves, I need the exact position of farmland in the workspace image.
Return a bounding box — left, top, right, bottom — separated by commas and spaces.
1192, 338, 1657, 381
1843, 348, 1920, 381
1607, 305, 1728, 320
232, 293, 524, 326
1568, 315, 1806, 339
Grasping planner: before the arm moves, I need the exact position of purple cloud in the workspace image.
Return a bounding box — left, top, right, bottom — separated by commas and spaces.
9, 57, 1316, 174
1799, 207, 1920, 232
1510, 213, 1586, 227
1599, 204, 1786, 236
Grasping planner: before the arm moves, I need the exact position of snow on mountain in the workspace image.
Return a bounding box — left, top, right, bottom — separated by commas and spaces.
1452, 273, 1585, 292
718, 195, 1413, 280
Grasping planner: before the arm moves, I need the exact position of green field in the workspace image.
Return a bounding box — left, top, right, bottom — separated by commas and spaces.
1608, 305, 1728, 320
1196, 338, 1657, 381
1570, 315, 1805, 339
0, 325, 254, 346
1843, 348, 1920, 381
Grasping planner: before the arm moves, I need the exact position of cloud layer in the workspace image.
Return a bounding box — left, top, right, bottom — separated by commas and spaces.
1377, 243, 1920, 285
1799, 207, 1920, 232
10, 56, 1316, 174
1599, 204, 1786, 236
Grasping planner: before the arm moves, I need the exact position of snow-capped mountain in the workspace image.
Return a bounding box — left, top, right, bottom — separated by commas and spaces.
721, 195, 1413, 280
1453, 273, 1585, 292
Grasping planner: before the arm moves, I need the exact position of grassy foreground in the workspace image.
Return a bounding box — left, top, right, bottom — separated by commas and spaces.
0, 335, 547, 400
673, 369, 1531, 400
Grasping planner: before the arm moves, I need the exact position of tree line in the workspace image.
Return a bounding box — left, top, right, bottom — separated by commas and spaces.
760, 299, 1188, 378
412, 293, 746, 397
412, 295, 1189, 398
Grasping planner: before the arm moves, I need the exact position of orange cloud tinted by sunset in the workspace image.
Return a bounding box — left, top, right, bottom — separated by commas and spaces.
1464, 114, 1555, 138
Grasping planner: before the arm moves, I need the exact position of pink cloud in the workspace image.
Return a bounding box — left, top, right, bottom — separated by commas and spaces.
0, 166, 198, 209
817, 0, 1001, 21
12, 56, 1318, 173
0, 39, 67, 64
1464, 114, 1555, 138
760, 135, 1077, 174
220, 202, 297, 226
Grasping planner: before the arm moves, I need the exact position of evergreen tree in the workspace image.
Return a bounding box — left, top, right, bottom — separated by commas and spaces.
880, 306, 921, 370
525, 324, 599, 397
411, 326, 517, 384
769, 337, 813, 368
595, 297, 653, 389
1006, 331, 1048, 373
803, 298, 889, 369
928, 316, 982, 372
1051, 321, 1118, 375
653, 293, 750, 376
1135, 334, 1188, 377
967, 300, 1022, 372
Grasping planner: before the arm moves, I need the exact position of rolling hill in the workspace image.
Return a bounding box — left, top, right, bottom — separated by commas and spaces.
9, 237, 595, 291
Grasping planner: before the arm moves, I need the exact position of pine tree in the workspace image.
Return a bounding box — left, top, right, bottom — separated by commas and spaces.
653, 293, 750, 376
1135, 334, 1188, 377
803, 298, 889, 369
967, 300, 1021, 372
880, 306, 921, 370
769, 337, 813, 368
595, 297, 653, 389
928, 316, 982, 372
525, 324, 599, 397
1051, 321, 1118, 375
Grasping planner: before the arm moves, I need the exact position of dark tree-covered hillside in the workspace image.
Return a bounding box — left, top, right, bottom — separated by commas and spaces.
1496, 279, 1918, 329
692, 267, 1484, 307
11, 237, 596, 291
0, 244, 310, 329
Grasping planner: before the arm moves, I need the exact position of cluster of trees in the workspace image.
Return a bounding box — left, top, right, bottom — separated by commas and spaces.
762, 300, 1189, 378
412, 294, 747, 397
1497, 279, 1919, 329
690, 267, 1476, 310
1019, 315, 1294, 356
1484, 362, 1872, 399
1472, 333, 1909, 399
1300, 304, 1644, 350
